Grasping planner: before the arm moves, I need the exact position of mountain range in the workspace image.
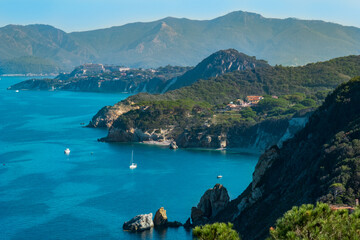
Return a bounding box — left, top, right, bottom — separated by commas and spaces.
1, 11, 360, 74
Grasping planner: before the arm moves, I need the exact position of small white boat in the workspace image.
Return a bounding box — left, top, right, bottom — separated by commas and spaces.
217, 175, 223, 179
129, 150, 137, 169
64, 148, 70, 155
15, 90, 19, 93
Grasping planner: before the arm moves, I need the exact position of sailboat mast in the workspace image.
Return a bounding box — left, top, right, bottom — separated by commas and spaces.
131, 150, 134, 164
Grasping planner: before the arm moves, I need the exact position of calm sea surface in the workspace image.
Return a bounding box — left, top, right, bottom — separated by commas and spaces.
0, 76, 259, 240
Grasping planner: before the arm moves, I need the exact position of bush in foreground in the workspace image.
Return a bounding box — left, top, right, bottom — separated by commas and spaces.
268, 203, 360, 240
193, 222, 241, 240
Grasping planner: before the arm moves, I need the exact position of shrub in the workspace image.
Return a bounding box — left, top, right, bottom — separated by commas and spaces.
193, 222, 241, 240
268, 203, 360, 240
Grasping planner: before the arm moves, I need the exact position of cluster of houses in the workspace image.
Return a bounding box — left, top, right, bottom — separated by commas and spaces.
69, 63, 159, 83
225, 95, 277, 111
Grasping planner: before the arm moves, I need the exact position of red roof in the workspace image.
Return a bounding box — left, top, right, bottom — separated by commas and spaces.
247, 96, 263, 101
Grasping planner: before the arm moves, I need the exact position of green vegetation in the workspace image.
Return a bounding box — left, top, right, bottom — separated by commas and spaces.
112, 56, 360, 139
193, 222, 241, 240
268, 203, 360, 240
129, 55, 360, 105
212, 93, 320, 126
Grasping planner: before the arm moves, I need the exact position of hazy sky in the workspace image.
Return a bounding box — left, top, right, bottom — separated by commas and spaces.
0, 0, 359, 32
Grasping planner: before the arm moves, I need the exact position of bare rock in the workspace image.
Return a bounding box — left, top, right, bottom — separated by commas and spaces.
154, 207, 168, 227
169, 141, 178, 150
123, 213, 154, 232
198, 184, 230, 218
89, 102, 139, 128
190, 184, 230, 226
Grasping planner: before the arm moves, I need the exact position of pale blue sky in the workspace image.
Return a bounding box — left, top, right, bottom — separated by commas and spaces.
0, 0, 359, 32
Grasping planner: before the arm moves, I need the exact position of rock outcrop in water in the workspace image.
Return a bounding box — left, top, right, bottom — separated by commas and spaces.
191, 184, 230, 226
153, 207, 168, 227
123, 213, 154, 232
169, 141, 178, 150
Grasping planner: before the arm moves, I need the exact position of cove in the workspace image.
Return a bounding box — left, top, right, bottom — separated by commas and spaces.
0, 76, 259, 240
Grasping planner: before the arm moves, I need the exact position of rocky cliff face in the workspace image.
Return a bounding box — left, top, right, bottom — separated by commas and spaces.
99, 113, 309, 151
210, 77, 360, 240
176, 114, 310, 150
191, 184, 230, 226
101, 127, 170, 143
88, 101, 139, 128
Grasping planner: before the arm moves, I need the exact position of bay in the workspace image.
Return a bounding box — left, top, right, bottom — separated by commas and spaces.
0, 76, 259, 240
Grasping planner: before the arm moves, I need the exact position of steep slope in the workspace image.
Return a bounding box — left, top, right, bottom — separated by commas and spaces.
212, 77, 360, 240
1, 11, 360, 73
163, 49, 269, 91
0, 24, 95, 72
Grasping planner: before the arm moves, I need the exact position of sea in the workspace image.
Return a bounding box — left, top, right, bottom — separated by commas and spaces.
0, 76, 260, 240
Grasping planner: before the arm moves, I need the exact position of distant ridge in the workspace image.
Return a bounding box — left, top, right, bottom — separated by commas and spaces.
1, 10, 360, 73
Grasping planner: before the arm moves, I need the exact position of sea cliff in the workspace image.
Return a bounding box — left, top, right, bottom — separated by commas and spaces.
207, 77, 360, 239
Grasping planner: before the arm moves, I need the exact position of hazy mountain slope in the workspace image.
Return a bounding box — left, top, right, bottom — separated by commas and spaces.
70, 11, 360, 67
0, 24, 95, 71
213, 76, 360, 240
1, 11, 360, 73
0, 56, 60, 74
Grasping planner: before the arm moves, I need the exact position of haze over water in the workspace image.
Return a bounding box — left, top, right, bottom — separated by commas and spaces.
0, 76, 259, 240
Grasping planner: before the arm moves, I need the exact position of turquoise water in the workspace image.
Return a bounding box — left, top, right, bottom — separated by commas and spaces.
0, 76, 259, 240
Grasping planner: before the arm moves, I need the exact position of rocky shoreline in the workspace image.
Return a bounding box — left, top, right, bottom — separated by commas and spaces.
94, 110, 310, 152
123, 184, 229, 233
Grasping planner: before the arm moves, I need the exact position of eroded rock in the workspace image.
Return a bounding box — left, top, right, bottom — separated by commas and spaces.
191, 184, 230, 226
123, 213, 154, 232
154, 207, 168, 227
169, 141, 178, 149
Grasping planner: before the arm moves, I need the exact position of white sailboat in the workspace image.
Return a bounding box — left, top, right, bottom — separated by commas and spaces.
129, 150, 137, 169
64, 148, 70, 155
